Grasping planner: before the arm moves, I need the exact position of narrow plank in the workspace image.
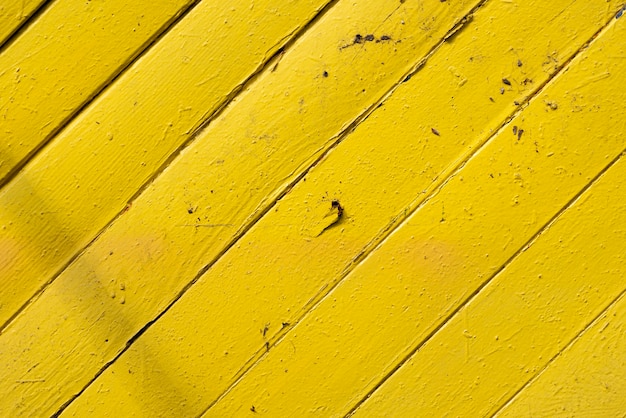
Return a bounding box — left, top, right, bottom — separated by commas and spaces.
59, 1, 624, 417
0, 0, 332, 328
199, 10, 626, 416
0, 0, 46, 47
496, 293, 626, 417
0, 0, 196, 184
353, 155, 626, 417
0, 1, 483, 416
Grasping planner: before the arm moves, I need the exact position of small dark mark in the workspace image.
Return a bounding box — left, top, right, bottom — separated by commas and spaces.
490, 173, 494, 178
282, 322, 290, 328
403, 74, 412, 83
210, 190, 214, 193
617, 6, 625, 18
331, 199, 344, 219
513, 101, 520, 106
517, 59, 523, 67
251, 406, 256, 413
546, 101, 558, 110
513, 126, 518, 135
261, 323, 269, 337
271, 48, 285, 72
265, 341, 270, 352
431, 128, 440, 136
489, 97, 495, 102
517, 129, 524, 141
365, 34, 375, 42
187, 207, 194, 214
380, 35, 391, 41
500, 87, 505, 94
522, 78, 533, 85
354, 34, 363, 44
323, 71, 328, 77
502, 78, 511, 86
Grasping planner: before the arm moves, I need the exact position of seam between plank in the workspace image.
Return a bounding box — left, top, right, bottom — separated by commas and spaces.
44, 1, 343, 415
0, 0, 202, 189
0, 0, 339, 336
491, 287, 626, 418
200, 1, 618, 414
196, 1, 493, 414
345, 145, 626, 416
0, 0, 52, 53
343, 12, 625, 415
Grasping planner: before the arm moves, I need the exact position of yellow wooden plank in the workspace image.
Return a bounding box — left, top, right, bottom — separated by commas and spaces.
0, 0, 332, 328
496, 293, 626, 417
0, 0, 45, 46
1, 1, 484, 416
197, 10, 626, 416
0, 0, 195, 183
354, 155, 626, 417
57, 1, 623, 417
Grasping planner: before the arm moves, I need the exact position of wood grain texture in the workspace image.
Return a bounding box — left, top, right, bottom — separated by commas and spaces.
0, 0, 331, 329
1, 0, 625, 416
496, 291, 626, 417
0, 0, 46, 46
6, 2, 486, 416
354, 153, 626, 417
201, 4, 626, 415
0, 0, 195, 183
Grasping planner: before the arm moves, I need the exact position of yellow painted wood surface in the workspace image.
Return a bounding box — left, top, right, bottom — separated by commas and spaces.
0, 0, 196, 183
1, 0, 625, 416
0, 0, 331, 329
0, 0, 45, 46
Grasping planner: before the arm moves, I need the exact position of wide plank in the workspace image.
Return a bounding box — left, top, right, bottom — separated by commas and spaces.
0, 0, 46, 47
0, 0, 483, 416
59, 0, 624, 417
199, 10, 626, 416
496, 292, 626, 417
0, 0, 332, 328
353, 153, 626, 417
0, 0, 195, 184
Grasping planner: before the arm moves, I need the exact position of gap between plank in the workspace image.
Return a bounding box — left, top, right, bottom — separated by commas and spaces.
0, 0, 340, 336
0, 0, 52, 53
48, 1, 487, 415
200, 6, 624, 416
0, 0, 202, 189
345, 146, 626, 416
492, 287, 626, 417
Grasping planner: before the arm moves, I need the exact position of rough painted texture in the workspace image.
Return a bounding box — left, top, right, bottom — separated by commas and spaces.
1, 0, 625, 416
0, 0, 45, 46
0, 0, 331, 329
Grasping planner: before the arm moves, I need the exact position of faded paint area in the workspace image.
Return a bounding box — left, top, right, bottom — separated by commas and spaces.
1, 0, 625, 416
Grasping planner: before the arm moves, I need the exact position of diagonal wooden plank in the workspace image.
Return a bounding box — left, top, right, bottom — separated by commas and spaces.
0, 0, 197, 184
352, 153, 626, 417
196, 9, 626, 416
57, 1, 624, 417
495, 291, 626, 417
0, 1, 485, 416
0, 0, 47, 48
0, 0, 333, 328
